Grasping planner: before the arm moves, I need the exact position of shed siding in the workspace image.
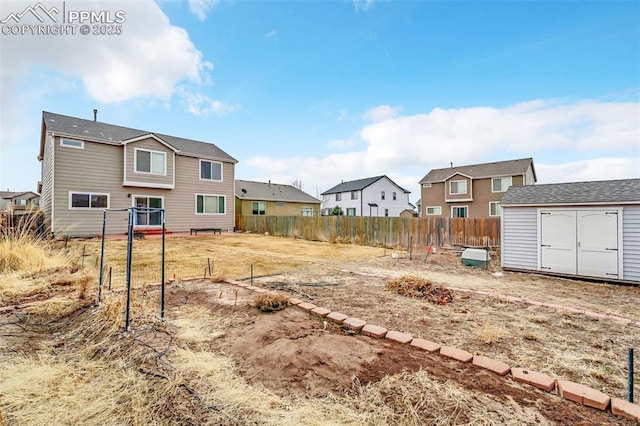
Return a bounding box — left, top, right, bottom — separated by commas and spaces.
40, 133, 55, 233
623, 206, 640, 281
501, 207, 538, 270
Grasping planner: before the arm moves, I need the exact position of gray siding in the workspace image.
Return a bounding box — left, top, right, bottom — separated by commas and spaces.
40, 134, 55, 232
623, 206, 640, 281
124, 138, 175, 188
501, 207, 538, 270
51, 137, 235, 237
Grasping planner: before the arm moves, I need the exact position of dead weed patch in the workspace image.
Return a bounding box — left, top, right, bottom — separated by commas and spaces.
385, 275, 454, 305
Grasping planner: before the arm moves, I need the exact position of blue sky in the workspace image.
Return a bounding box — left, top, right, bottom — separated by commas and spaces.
1, 0, 638, 202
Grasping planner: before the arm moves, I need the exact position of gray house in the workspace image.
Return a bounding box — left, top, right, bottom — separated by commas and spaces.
38, 111, 237, 237
501, 179, 640, 283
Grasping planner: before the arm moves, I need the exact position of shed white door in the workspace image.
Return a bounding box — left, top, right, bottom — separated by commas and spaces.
577, 211, 619, 279
540, 210, 577, 274
540, 209, 620, 279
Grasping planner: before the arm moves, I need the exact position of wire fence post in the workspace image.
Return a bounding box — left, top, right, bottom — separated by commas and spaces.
124, 208, 134, 331
161, 210, 166, 320
629, 347, 635, 403
98, 209, 107, 304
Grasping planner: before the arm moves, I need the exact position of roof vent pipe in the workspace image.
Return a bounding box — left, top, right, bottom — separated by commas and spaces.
450, 162, 453, 168
93, 109, 98, 122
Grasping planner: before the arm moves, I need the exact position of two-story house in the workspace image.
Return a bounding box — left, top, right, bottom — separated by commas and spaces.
235, 180, 321, 217
0, 191, 40, 217
38, 111, 237, 237
321, 175, 412, 217
418, 158, 536, 218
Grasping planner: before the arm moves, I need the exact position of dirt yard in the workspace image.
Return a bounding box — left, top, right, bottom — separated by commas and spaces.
1, 233, 638, 425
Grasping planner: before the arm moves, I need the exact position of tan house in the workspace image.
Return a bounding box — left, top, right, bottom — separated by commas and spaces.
418, 158, 536, 218
235, 180, 321, 217
0, 191, 40, 217
38, 111, 237, 237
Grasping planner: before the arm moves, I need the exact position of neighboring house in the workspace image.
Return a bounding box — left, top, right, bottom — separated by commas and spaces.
235, 180, 321, 217
0, 191, 40, 216
415, 199, 422, 217
418, 158, 536, 218
38, 111, 237, 237
320, 175, 412, 217
501, 178, 640, 283
399, 208, 418, 219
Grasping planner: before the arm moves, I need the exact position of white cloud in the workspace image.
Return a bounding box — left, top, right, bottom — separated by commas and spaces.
352, 0, 376, 12
265, 30, 277, 39
188, 0, 220, 21
178, 87, 239, 115
243, 99, 640, 201
363, 104, 401, 123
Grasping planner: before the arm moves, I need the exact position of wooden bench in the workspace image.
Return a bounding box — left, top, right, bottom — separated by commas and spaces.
190, 228, 221, 236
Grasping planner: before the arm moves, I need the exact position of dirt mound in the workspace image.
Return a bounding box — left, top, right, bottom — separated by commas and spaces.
385, 275, 454, 305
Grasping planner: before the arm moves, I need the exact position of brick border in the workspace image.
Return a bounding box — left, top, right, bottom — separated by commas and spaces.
226, 281, 640, 421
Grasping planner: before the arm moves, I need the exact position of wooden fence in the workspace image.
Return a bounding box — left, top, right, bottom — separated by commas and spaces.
236, 215, 500, 249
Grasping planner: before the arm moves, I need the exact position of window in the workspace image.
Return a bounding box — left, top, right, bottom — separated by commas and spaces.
422, 183, 432, 188
426, 206, 442, 216
134, 196, 163, 225
276, 201, 285, 207
252, 201, 266, 215
69, 192, 109, 209
196, 194, 225, 215
392, 192, 397, 200
335, 193, 341, 201
489, 202, 501, 216
492, 177, 512, 192
351, 190, 358, 200
346, 208, 356, 216
302, 207, 314, 216
381, 191, 385, 200
452, 206, 468, 218
60, 138, 84, 149
200, 160, 222, 181
449, 180, 467, 195
135, 149, 166, 175
384, 209, 389, 217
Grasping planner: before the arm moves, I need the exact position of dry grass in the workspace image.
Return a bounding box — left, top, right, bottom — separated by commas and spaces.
474, 321, 509, 345
253, 291, 291, 312
385, 275, 454, 305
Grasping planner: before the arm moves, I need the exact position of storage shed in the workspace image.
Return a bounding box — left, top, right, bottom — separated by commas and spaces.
500, 178, 640, 283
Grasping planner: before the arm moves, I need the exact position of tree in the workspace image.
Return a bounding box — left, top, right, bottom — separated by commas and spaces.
331, 206, 343, 216
291, 178, 303, 191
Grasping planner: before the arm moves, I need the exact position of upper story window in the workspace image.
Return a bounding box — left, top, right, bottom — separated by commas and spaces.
492, 177, 512, 193
449, 180, 467, 195
335, 193, 342, 201
135, 148, 166, 175
422, 183, 432, 188
60, 138, 84, 149
351, 190, 358, 200
200, 160, 222, 181
392, 192, 397, 200
381, 191, 385, 200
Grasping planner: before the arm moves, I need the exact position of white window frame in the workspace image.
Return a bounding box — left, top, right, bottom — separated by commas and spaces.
195, 194, 226, 215
251, 201, 266, 216
489, 201, 501, 216
392, 192, 397, 200
132, 195, 164, 226
426, 206, 442, 216
351, 190, 358, 200
199, 159, 223, 182
335, 193, 342, 201
134, 148, 166, 176
346, 207, 356, 217
302, 207, 314, 216
492, 176, 512, 193
68, 191, 109, 210
451, 206, 468, 218
449, 180, 467, 195
384, 208, 389, 217
422, 183, 432, 188
60, 138, 84, 149
381, 191, 385, 200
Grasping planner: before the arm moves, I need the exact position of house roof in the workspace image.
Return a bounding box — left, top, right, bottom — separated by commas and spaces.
321, 175, 410, 195
40, 111, 237, 163
419, 158, 536, 183
501, 178, 640, 206
0, 191, 39, 200
235, 180, 321, 204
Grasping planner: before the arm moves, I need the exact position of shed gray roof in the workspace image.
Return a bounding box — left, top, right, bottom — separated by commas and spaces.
321, 175, 410, 195
501, 179, 640, 206
419, 158, 535, 183
41, 111, 237, 163
235, 180, 321, 204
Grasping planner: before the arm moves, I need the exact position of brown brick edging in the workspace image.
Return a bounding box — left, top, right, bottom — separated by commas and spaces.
228, 281, 640, 422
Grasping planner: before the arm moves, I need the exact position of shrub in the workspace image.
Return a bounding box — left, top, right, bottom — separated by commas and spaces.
253, 291, 291, 312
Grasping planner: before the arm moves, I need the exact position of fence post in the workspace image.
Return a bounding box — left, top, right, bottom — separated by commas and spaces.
629, 347, 635, 403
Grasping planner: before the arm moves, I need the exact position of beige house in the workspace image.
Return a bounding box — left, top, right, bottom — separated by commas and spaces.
0, 191, 40, 217
235, 180, 321, 217
418, 158, 536, 218
38, 111, 237, 237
